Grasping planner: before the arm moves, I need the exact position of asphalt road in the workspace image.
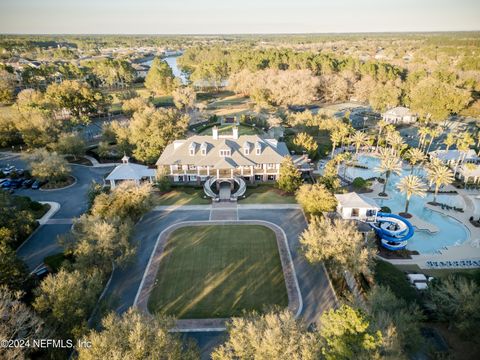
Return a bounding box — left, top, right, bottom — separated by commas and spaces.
1, 152, 114, 270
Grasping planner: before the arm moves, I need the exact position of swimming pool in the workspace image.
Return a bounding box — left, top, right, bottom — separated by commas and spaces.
345, 155, 470, 254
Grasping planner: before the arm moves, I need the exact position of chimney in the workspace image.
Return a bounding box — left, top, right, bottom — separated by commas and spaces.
212, 126, 218, 140
232, 126, 239, 140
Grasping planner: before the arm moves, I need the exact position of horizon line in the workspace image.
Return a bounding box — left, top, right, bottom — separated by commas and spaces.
1, 30, 480, 37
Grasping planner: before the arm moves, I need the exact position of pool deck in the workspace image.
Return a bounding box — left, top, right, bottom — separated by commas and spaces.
364, 180, 480, 269
364, 181, 438, 233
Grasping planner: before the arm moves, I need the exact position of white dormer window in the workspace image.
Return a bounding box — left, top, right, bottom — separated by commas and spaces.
255, 141, 262, 155
200, 142, 207, 156
243, 142, 250, 155
220, 149, 231, 157
189, 142, 196, 156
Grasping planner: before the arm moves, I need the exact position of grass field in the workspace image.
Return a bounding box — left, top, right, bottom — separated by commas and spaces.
239, 185, 296, 204
152, 187, 210, 205
148, 225, 288, 318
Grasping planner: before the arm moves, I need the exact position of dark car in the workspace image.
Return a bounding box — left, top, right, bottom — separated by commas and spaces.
22, 179, 35, 188
12, 169, 24, 176
9, 179, 24, 189
1, 180, 13, 188
33, 266, 50, 281
31, 179, 47, 189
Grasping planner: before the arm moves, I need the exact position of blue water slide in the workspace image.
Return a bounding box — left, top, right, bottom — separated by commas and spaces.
370, 212, 415, 243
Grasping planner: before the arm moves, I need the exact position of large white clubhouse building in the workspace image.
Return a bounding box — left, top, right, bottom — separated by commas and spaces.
156, 126, 294, 184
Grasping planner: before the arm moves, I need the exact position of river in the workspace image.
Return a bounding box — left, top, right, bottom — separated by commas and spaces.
142, 55, 188, 85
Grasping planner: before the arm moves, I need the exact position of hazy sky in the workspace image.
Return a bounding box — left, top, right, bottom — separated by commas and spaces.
0, 0, 479, 34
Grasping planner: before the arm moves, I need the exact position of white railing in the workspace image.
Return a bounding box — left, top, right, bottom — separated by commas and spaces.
232, 176, 247, 199
203, 176, 218, 200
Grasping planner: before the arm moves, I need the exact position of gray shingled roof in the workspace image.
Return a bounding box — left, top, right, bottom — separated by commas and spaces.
156, 135, 289, 167
384, 106, 413, 117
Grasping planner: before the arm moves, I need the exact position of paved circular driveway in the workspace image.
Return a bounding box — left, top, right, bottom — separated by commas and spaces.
134, 219, 302, 332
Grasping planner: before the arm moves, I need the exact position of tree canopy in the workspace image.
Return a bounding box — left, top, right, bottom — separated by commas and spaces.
277, 156, 303, 194
300, 216, 376, 275
145, 57, 178, 96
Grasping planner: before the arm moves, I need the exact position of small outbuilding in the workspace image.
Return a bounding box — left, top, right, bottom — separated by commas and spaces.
382, 106, 417, 124
105, 156, 156, 189
429, 149, 479, 167
334, 192, 380, 222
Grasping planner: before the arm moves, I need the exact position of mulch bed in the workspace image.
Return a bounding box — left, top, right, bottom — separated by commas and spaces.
41, 176, 75, 190
65, 156, 93, 166
376, 237, 418, 259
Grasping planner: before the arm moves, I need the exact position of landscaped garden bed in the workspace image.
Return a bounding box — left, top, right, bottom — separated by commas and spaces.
147, 224, 288, 318
41, 175, 76, 190
65, 156, 93, 166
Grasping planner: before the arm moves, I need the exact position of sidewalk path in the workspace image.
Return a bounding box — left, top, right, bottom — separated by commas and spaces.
83, 155, 119, 168
37, 202, 60, 225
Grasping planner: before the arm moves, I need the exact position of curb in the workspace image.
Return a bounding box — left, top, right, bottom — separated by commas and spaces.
39, 176, 77, 192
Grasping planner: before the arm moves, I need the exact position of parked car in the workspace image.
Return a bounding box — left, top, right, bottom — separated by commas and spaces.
33, 266, 50, 281
31, 179, 47, 189
22, 179, 35, 188
1, 180, 13, 188
9, 179, 24, 189
2, 165, 15, 175
0, 178, 8, 185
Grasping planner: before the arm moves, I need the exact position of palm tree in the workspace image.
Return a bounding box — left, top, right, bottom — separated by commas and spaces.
406, 148, 426, 174
417, 126, 430, 152
339, 125, 353, 149
443, 133, 456, 151
454, 133, 475, 176
396, 175, 427, 214
386, 131, 405, 156
375, 149, 403, 196
375, 119, 388, 151
330, 130, 342, 159
351, 131, 369, 156
426, 165, 454, 203
335, 152, 352, 179
426, 127, 443, 153
462, 163, 478, 187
